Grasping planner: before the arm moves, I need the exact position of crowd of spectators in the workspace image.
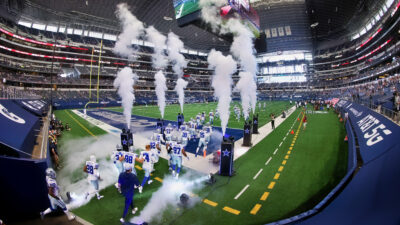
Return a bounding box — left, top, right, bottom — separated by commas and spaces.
48, 115, 70, 169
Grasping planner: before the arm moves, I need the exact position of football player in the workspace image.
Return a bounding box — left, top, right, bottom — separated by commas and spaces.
40, 168, 75, 221
209, 111, 214, 124
152, 128, 165, 149
196, 113, 201, 126
169, 138, 189, 179
122, 151, 139, 175
149, 139, 161, 164
180, 123, 190, 147
196, 127, 207, 157
204, 122, 212, 143
189, 118, 197, 139
84, 155, 104, 200
137, 145, 157, 193
112, 148, 125, 190
164, 123, 173, 142
201, 112, 205, 124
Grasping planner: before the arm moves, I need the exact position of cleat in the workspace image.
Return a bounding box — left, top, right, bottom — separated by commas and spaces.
120, 218, 125, 223
97, 195, 104, 200
40, 212, 44, 220
132, 207, 138, 214
84, 192, 89, 200
148, 180, 153, 184
138, 186, 143, 194
172, 170, 176, 177
68, 214, 76, 221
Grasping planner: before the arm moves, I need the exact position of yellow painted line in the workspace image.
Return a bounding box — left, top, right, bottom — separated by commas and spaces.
250, 204, 262, 215
203, 199, 218, 207
274, 173, 280, 180
65, 111, 97, 139
260, 192, 270, 201
155, 177, 163, 183
223, 206, 240, 215
290, 144, 294, 147
268, 181, 276, 189
135, 165, 143, 170
285, 155, 289, 159
289, 147, 293, 150
282, 160, 287, 165
278, 166, 284, 172
288, 151, 291, 154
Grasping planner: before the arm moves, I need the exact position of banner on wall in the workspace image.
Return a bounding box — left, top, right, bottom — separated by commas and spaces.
336, 99, 400, 164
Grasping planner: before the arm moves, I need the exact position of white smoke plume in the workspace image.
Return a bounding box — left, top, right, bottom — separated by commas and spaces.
167, 32, 187, 77
154, 70, 168, 118
174, 78, 188, 113
114, 67, 138, 129
198, 1, 258, 116
113, 3, 144, 59
235, 72, 257, 119
167, 32, 188, 112
199, 0, 227, 32
56, 134, 120, 209
131, 172, 208, 224
227, 19, 258, 115
208, 49, 237, 135
146, 26, 168, 69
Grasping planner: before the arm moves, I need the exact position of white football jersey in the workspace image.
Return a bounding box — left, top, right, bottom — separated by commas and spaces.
172, 143, 184, 157
46, 176, 60, 197
85, 161, 99, 181
139, 150, 156, 169
123, 152, 137, 166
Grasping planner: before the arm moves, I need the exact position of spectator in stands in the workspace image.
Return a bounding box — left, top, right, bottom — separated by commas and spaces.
394, 92, 399, 112
344, 112, 349, 124
50, 147, 60, 169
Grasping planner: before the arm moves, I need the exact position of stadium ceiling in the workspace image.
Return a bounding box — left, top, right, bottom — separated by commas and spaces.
6, 0, 387, 52
305, 0, 387, 42
8, 0, 232, 52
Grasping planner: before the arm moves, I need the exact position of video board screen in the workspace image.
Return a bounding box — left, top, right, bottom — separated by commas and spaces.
173, 0, 201, 19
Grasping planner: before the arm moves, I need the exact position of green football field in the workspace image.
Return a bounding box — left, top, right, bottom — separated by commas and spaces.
108, 101, 292, 129
54, 102, 348, 225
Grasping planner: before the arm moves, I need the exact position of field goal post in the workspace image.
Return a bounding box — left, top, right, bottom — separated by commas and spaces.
84, 40, 103, 115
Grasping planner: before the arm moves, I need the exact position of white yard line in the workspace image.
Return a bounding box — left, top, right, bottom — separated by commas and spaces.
273, 148, 278, 155
279, 142, 283, 147
265, 157, 272, 165
234, 184, 250, 200
253, 168, 263, 180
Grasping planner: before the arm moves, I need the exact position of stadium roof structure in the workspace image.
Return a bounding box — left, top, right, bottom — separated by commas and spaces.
305, 0, 388, 46
2, 0, 392, 53
5, 0, 232, 51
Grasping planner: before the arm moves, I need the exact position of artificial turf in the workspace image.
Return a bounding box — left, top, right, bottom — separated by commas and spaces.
53, 104, 347, 225
108, 101, 291, 129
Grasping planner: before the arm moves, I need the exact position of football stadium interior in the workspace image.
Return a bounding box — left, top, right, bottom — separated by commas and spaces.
0, 0, 400, 225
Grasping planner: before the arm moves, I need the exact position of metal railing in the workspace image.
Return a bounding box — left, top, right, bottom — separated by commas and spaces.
356, 99, 400, 125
